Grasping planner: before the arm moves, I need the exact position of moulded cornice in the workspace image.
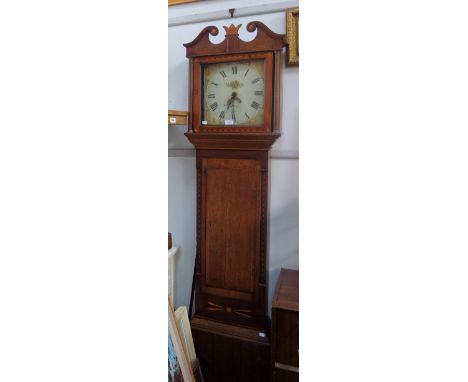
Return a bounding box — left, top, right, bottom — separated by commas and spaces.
184, 132, 280, 150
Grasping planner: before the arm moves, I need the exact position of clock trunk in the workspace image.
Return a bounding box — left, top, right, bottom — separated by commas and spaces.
195, 150, 269, 330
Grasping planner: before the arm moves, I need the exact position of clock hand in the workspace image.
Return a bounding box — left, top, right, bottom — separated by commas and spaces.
226, 91, 240, 109
226, 92, 240, 123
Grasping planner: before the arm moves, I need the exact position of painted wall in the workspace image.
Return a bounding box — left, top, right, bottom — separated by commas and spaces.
168, 0, 299, 316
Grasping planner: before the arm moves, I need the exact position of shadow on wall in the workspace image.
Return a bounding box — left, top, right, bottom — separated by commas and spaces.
268, 199, 299, 314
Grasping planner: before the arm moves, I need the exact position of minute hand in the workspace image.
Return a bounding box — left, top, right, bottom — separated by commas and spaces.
232, 96, 241, 122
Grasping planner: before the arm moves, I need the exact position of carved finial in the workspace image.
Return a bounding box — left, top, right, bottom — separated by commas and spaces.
223, 24, 242, 36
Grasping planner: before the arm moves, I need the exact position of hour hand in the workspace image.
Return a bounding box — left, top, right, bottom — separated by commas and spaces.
226, 92, 240, 110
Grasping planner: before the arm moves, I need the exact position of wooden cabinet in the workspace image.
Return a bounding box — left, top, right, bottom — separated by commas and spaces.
271, 269, 299, 382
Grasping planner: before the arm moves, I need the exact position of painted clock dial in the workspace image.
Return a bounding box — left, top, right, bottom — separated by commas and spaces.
202, 60, 265, 126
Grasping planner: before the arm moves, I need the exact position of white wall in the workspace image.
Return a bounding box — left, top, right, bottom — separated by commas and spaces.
168, 0, 299, 316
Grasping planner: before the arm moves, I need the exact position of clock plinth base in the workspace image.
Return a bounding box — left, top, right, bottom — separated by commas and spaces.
191, 316, 270, 382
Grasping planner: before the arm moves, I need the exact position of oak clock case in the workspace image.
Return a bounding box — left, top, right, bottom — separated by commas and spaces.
183, 22, 284, 382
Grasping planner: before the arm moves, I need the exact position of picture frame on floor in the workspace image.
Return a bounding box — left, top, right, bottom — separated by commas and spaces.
175, 306, 197, 366
175, 306, 205, 382
169, 297, 195, 382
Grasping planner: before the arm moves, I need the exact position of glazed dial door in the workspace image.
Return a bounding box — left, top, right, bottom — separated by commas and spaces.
202, 60, 265, 126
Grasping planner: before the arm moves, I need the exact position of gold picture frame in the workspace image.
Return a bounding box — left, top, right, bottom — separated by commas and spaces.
168, 0, 203, 6
285, 7, 299, 66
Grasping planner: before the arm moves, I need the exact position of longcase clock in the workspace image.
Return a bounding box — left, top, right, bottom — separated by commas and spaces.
184, 22, 284, 382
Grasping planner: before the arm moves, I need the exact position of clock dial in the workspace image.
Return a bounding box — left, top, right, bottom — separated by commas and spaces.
202, 60, 265, 126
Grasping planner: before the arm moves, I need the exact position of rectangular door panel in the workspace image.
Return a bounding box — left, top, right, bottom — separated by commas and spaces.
202, 158, 261, 301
